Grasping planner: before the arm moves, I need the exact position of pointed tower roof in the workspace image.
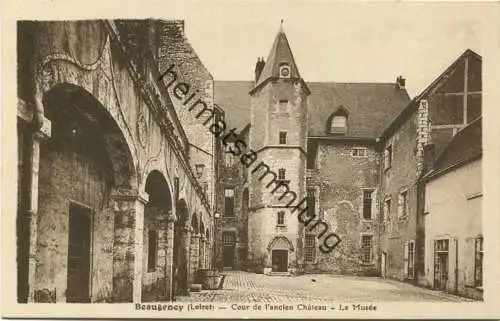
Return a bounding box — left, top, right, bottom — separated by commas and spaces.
251, 23, 308, 94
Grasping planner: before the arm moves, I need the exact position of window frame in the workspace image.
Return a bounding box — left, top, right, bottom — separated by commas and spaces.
474, 236, 483, 288
360, 234, 374, 264
384, 144, 393, 170
398, 189, 409, 218
352, 147, 368, 157
224, 188, 235, 217
279, 131, 287, 144
277, 211, 286, 226
304, 234, 316, 264
362, 189, 375, 220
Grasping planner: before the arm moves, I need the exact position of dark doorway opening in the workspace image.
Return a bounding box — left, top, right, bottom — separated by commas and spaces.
66, 203, 92, 303
222, 232, 235, 269
271, 250, 288, 272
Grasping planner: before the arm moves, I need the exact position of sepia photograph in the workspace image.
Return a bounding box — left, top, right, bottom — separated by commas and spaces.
2, 0, 499, 318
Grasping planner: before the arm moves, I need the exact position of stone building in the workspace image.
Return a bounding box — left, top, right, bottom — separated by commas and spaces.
378, 49, 482, 284
214, 26, 482, 281
16, 20, 217, 303
422, 117, 482, 300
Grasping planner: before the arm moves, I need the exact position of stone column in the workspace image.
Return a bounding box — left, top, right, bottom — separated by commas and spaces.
199, 236, 205, 269
111, 188, 148, 303
189, 233, 200, 285
179, 225, 192, 295
204, 238, 210, 269
165, 210, 176, 301
26, 121, 51, 302
156, 210, 168, 301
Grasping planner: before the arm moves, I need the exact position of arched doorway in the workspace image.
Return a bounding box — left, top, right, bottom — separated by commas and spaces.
173, 199, 189, 296
142, 170, 172, 302
34, 84, 135, 302
267, 236, 294, 273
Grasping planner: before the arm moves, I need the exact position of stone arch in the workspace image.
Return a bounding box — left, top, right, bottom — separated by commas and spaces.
35, 83, 137, 302
142, 170, 172, 301
267, 236, 294, 252
42, 84, 137, 188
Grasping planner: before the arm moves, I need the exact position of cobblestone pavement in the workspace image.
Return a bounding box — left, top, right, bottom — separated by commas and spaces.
176, 271, 471, 303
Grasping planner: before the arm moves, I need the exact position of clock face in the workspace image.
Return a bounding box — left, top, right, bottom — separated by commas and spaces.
280, 66, 290, 78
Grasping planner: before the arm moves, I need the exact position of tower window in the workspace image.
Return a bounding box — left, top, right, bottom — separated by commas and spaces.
279, 131, 287, 144
277, 211, 285, 226
278, 168, 286, 181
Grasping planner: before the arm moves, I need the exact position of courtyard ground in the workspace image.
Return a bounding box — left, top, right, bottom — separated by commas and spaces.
176, 271, 471, 303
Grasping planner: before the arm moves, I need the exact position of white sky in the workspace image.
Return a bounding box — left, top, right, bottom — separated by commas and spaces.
174, 1, 488, 98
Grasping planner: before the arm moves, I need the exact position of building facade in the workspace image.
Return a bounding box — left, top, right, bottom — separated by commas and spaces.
214, 26, 482, 288
422, 118, 482, 300
16, 20, 217, 303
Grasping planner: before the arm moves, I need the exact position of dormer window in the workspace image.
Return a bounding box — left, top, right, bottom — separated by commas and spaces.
328, 107, 349, 134
279, 64, 291, 79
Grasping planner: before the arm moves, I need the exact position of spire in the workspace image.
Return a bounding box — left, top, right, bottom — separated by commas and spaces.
252, 22, 303, 90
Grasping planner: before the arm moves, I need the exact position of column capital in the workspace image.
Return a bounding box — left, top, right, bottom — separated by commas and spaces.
111, 187, 149, 203
166, 210, 177, 223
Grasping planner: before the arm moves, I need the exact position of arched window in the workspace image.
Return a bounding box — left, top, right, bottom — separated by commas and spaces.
329, 107, 349, 134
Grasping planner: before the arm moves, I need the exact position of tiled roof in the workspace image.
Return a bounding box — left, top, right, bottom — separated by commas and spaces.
254, 28, 302, 89
426, 117, 482, 180
214, 81, 410, 138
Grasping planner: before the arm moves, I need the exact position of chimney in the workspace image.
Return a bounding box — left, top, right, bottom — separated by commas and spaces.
255, 57, 265, 83
396, 76, 406, 89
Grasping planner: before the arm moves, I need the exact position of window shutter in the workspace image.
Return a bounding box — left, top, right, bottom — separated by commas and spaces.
403, 241, 409, 279
448, 238, 458, 292
464, 237, 475, 287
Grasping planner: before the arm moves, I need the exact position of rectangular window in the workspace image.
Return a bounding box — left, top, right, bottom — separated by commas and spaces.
384, 145, 393, 170
278, 169, 286, 181
475, 236, 483, 287
304, 235, 316, 263
279, 131, 287, 144
383, 198, 391, 222
277, 211, 285, 226
307, 188, 316, 219
147, 229, 158, 272
361, 235, 373, 264
352, 148, 367, 157
279, 99, 288, 112
225, 142, 236, 164
407, 240, 415, 279
362, 189, 374, 220
224, 188, 235, 217
398, 190, 408, 218
434, 239, 449, 290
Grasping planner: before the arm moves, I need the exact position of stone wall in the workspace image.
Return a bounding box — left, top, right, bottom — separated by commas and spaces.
307, 141, 379, 275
